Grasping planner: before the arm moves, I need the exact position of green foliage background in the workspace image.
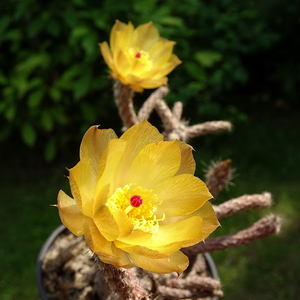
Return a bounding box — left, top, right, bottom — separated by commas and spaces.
1, 0, 299, 161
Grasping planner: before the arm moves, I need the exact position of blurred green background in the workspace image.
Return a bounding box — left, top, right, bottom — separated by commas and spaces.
0, 0, 299, 299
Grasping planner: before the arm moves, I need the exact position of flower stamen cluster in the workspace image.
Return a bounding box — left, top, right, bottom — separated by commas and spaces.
106, 183, 164, 233
123, 47, 153, 71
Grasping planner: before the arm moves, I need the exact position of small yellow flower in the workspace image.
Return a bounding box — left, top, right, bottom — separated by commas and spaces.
99, 20, 182, 92
57, 120, 219, 274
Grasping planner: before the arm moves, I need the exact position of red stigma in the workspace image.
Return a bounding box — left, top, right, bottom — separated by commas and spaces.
135, 52, 141, 58
130, 195, 143, 207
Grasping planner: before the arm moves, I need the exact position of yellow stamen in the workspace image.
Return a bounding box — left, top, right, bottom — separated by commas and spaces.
106, 183, 164, 233
123, 47, 153, 71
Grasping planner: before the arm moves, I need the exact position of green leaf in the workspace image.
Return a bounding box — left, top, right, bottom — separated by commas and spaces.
71, 25, 89, 39
0, 15, 11, 34
4, 105, 16, 121
44, 139, 57, 162
74, 70, 92, 100
40, 110, 54, 132
52, 109, 68, 125
21, 123, 36, 146
82, 32, 98, 56
184, 61, 207, 82
28, 17, 44, 38
11, 76, 43, 98
16, 53, 50, 75
0, 72, 7, 85
49, 87, 62, 102
188, 81, 206, 92
94, 17, 107, 30
81, 103, 96, 123
160, 16, 184, 27
27, 89, 45, 109
60, 64, 82, 81
194, 50, 223, 68
0, 101, 6, 113
4, 29, 22, 42
134, 0, 157, 13
46, 19, 60, 37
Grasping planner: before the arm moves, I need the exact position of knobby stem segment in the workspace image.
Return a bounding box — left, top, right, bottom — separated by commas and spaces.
113, 80, 138, 130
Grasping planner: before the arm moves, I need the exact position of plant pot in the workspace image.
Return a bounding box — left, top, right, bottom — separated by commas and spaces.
36, 225, 220, 300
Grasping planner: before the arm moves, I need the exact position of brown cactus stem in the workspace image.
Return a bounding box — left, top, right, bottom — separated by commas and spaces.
113, 80, 138, 130
138, 85, 169, 121
205, 159, 233, 198
164, 276, 223, 295
157, 284, 223, 299
186, 121, 232, 138
98, 260, 152, 300
182, 214, 281, 254
154, 98, 178, 134
172, 101, 183, 121
214, 192, 273, 220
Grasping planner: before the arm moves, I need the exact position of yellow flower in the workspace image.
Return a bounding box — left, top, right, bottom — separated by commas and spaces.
99, 20, 182, 92
57, 120, 219, 274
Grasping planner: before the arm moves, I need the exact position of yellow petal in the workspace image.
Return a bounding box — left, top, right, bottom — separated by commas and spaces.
133, 22, 160, 50
111, 210, 135, 236
93, 182, 109, 214
117, 215, 204, 251
114, 21, 135, 50
130, 58, 151, 78
99, 42, 116, 73
83, 218, 112, 256
134, 54, 181, 83
84, 218, 133, 268
154, 204, 219, 250
126, 140, 181, 189
114, 241, 168, 259
137, 76, 169, 90
155, 174, 213, 217
149, 40, 176, 67
94, 205, 119, 241
69, 158, 95, 217
175, 141, 196, 175
110, 20, 129, 52
152, 55, 182, 79
157, 202, 220, 249
122, 74, 148, 91
114, 120, 163, 187
93, 139, 127, 208
113, 48, 131, 78
68, 166, 82, 210
190, 201, 220, 239
97, 251, 133, 269
127, 81, 144, 93
129, 250, 189, 274
57, 190, 86, 236
80, 125, 117, 179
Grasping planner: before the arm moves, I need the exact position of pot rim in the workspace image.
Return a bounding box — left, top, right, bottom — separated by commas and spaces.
36, 224, 66, 300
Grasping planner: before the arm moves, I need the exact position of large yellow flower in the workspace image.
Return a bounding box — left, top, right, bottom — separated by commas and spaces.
57, 120, 219, 274
99, 20, 181, 92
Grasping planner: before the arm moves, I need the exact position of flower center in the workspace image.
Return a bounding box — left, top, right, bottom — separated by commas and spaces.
106, 183, 164, 233
123, 47, 153, 71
